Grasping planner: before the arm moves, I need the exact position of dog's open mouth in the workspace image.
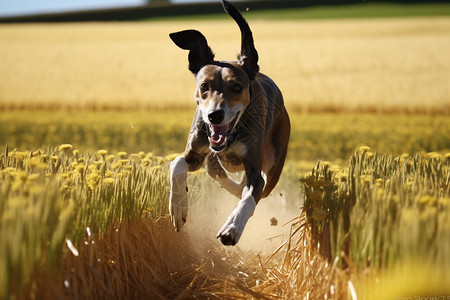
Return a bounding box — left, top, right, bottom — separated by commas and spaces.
207, 113, 239, 152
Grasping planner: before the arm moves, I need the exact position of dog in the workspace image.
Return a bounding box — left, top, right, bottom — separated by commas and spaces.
168, 0, 290, 246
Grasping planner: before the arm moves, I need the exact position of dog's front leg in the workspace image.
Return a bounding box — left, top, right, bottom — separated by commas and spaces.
217, 167, 265, 245
169, 150, 207, 231
169, 156, 188, 231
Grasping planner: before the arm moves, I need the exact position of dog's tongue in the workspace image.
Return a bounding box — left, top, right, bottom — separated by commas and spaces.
210, 124, 229, 145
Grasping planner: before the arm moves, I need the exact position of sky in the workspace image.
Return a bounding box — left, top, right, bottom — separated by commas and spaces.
0, 0, 212, 17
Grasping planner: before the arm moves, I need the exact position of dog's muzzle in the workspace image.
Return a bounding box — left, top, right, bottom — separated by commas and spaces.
206, 112, 240, 152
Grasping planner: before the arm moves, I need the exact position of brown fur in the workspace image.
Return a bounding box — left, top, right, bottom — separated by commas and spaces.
169, 0, 290, 245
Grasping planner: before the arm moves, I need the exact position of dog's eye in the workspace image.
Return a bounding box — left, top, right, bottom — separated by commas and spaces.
232, 84, 242, 93
200, 83, 209, 93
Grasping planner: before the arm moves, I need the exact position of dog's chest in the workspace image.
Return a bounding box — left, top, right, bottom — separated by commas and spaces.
217, 142, 246, 173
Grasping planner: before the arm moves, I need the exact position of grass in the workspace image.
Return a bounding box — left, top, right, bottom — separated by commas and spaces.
1, 111, 450, 164
147, 2, 450, 21
1, 16, 449, 113
300, 148, 450, 298
0, 145, 170, 298
2, 144, 449, 298
1, 110, 449, 298
248, 2, 450, 20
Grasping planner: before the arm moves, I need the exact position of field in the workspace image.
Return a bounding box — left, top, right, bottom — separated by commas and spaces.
1, 16, 450, 113
1, 4, 450, 299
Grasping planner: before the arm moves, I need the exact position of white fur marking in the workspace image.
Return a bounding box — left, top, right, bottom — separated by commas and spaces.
169, 156, 188, 231
261, 171, 268, 190
217, 191, 256, 245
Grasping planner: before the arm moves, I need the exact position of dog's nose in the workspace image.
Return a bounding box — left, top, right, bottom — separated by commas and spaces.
208, 110, 225, 125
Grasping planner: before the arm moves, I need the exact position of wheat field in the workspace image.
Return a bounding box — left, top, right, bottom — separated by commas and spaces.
1, 17, 450, 112
1, 12, 450, 299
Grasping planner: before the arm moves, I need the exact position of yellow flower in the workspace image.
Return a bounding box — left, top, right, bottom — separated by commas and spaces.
103, 178, 115, 185
417, 195, 436, 206
165, 153, 181, 162
58, 144, 73, 151
24, 158, 47, 170
335, 172, 348, 182
142, 158, 151, 166
117, 151, 127, 158
86, 171, 101, 190
88, 164, 99, 171
2, 167, 16, 174
321, 161, 330, 167
361, 175, 371, 184
10, 170, 28, 182
156, 156, 165, 165
75, 164, 85, 173
73, 150, 80, 156
97, 149, 108, 156
426, 152, 440, 159
359, 146, 370, 152
112, 162, 123, 170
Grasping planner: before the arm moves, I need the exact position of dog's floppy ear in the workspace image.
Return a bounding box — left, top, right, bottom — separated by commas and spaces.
221, 0, 259, 80
169, 30, 215, 75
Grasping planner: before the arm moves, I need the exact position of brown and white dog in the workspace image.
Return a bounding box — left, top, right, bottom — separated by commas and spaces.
169, 0, 290, 246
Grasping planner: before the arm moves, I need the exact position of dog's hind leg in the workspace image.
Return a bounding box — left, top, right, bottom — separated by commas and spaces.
262, 111, 290, 198
206, 154, 246, 199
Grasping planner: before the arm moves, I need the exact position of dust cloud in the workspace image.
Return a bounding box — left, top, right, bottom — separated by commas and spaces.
178, 173, 302, 275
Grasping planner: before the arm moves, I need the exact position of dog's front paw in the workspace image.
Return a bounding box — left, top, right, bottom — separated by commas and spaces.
217, 219, 240, 246
169, 156, 188, 231
217, 196, 256, 245
170, 192, 187, 231
170, 198, 188, 232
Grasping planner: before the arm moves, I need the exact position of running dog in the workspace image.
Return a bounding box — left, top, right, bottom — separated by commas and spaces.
169, 0, 290, 245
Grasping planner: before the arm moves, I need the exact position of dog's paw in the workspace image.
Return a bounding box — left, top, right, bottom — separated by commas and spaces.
217, 220, 240, 246
169, 156, 188, 231
217, 196, 256, 245
170, 198, 187, 231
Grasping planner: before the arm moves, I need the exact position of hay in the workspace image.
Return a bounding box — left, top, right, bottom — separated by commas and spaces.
18, 212, 351, 299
